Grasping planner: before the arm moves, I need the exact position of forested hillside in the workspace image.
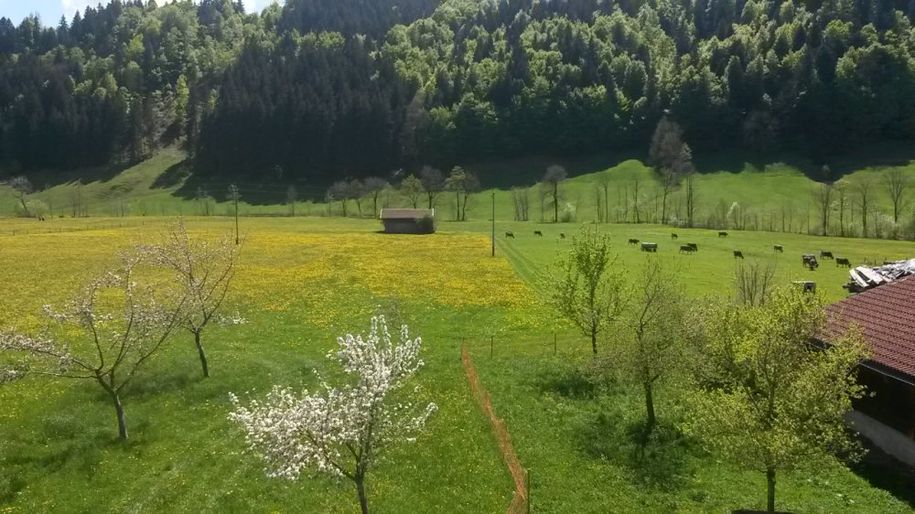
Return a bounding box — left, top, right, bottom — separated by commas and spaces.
2, 0, 915, 184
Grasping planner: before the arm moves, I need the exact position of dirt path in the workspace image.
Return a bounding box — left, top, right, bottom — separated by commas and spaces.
461, 344, 528, 514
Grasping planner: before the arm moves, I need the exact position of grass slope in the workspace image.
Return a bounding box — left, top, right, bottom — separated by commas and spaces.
3, 149, 915, 242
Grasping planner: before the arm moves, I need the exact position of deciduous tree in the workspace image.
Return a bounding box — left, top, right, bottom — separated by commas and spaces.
229, 316, 437, 514
400, 174, 423, 208
420, 166, 444, 209
0, 252, 187, 439
548, 228, 626, 354
883, 168, 910, 225
618, 258, 686, 432
542, 165, 567, 223
684, 289, 868, 513
142, 221, 242, 378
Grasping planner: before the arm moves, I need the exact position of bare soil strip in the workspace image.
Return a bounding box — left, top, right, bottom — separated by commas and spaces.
461, 344, 528, 514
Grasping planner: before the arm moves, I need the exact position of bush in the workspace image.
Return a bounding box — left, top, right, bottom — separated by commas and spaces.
559, 202, 576, 223
418, 215, 436, 233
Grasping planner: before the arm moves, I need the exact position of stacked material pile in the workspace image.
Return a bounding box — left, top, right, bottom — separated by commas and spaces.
848, 259, 915, 293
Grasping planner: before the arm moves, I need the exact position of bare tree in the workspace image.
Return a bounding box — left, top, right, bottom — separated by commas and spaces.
836, 181, 848, 237
854, 176, 874, 238
542, 165, 567, 223
8, 176, 33, 217
349, 179, 365, 217
0, 253, 187, 439
734, 260, 776, 306
813, 183, 833, 236
632, 176, 642, 223
287, 185, 298, 217
362, 177, 389, 218
327, 181, 350, 216
400, 175, 423, 209
420, 166, 444, 209
684, 172, 697, 227
883, 168, 910, 225
597, 173, 612, 224
142, 221, 241, 378
511, 187, 529, 221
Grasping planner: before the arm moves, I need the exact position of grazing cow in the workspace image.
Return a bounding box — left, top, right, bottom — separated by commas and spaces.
628, 238, 640, 245
671, 233, 678, 239
505, 231, 515, 239
773, 244, 784, 253
679, 245, 695, 254
640, 242, 658, 252
836, 257, 851, 268
733, 250, 744, 259
802, 254, 819, 270
560, 233, 566, 239
820, 250, 834, 260
718, 231, 729, 237
687, 242, 698, 252
534, 230, 543, 237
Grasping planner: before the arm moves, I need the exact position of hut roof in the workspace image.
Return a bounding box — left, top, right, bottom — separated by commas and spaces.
380, 208, 434, 220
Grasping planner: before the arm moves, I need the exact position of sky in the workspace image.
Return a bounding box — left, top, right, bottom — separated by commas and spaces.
0, 0, 281, 25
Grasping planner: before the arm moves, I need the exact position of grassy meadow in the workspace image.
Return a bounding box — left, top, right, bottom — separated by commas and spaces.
3, 148, 915, 242
0, 215, 913, 513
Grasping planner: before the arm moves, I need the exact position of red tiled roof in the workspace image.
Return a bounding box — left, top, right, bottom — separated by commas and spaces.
824, 276, 915, 382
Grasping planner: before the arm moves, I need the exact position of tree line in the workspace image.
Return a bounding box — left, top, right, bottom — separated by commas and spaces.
2, 0, 915, 187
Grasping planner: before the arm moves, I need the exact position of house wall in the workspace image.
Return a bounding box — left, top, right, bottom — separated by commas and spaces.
848, 410, 915, 468
855, 367, 915, 440
382, 219, 434, 234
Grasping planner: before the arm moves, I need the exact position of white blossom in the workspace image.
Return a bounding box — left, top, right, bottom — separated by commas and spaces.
139, 220, 240, 377
229, 316, 436, 511
0, 252, 187, 439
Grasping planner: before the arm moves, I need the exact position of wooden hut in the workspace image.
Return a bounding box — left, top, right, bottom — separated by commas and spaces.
379, 208, 435, 234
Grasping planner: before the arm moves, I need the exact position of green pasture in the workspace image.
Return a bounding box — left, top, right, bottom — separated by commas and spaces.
0, 216, 912, 513
3, 149, 915, 242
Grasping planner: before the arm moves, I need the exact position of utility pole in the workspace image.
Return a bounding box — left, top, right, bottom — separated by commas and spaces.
229, 184, 240, 245
491, 190, 495, 257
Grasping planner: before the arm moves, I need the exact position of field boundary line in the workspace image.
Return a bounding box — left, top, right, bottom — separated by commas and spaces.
461, 344, 528, 514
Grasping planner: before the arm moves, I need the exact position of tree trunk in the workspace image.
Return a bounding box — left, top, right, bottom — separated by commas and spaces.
661, 187, 669, 224
644, 381, 656, 433
356, 475, 369, 514
194, 330, 209, 378
111, 390, 128, 440
590, 327, 597, 355
19, 196, 30, 217
553, 183, 559, 223
373, 196, 378, 219
766, 466, 776, 513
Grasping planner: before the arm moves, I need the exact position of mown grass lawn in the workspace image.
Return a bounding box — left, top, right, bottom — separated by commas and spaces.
0, 216, 913, 513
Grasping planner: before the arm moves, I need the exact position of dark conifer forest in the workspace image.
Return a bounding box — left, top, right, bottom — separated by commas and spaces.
2, 0, 915, 183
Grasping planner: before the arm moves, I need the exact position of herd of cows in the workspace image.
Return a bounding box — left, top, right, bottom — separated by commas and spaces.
504, 229, 853, 271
